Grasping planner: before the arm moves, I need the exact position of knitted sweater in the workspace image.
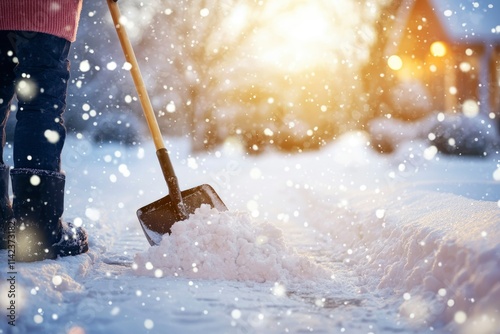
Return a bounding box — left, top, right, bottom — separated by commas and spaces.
0, 0, 83, 42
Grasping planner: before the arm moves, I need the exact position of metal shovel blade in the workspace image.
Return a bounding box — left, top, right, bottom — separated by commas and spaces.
137, 184, 227, 246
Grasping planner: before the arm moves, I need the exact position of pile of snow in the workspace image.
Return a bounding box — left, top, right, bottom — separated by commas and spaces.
327, 188, 500, 331
133, 205, 331, 284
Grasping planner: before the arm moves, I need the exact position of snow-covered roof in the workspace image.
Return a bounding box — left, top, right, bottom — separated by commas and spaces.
385, 0, 500, 57
429, 0, 500, 44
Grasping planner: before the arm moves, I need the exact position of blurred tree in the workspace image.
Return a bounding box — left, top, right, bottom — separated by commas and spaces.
67, 0, 390, 151
129, 0, 266, 151
361, 0, 404, 123
136, 0, 385, 151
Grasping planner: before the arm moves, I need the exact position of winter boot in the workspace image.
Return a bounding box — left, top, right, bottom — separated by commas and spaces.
11, 168, 88, 262
0, 164, 14, 249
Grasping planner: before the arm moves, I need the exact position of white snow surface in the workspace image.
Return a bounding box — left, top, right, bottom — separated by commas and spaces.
1, 129, 500, 334
134, 205, 332, 284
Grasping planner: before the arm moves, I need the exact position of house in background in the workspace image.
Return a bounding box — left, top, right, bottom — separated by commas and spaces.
385, 0, 500, 118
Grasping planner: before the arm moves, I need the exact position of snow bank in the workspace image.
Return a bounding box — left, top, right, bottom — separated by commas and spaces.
328, 187, 500, 332
0, 252, 95, 332
133, 205, 330, 283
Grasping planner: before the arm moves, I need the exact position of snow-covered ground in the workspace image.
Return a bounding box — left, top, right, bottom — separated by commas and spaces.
1, 129, 499, 334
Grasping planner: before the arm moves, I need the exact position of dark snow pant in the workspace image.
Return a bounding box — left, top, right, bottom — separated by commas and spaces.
0, 31, 71, 257
0, 30, 70, 171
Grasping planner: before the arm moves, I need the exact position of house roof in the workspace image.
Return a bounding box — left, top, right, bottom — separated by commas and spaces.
386, 0, 500, 55
429, 0, 500, 44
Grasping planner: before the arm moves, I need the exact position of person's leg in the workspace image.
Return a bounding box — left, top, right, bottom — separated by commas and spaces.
9, 31, 87, 261
13, 31, 69, 171
0, 31, 16, 162
0, 31, 16, 249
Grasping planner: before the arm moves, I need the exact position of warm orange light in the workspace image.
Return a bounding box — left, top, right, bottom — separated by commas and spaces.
430, 41, 447, 57
387, 55, 403, 70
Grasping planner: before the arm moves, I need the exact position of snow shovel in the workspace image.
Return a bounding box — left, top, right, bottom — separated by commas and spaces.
107, 0, 227, 246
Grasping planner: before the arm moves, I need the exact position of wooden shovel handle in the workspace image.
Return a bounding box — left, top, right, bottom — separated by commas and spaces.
106, 0, 165, 151
107, 0, 188, 220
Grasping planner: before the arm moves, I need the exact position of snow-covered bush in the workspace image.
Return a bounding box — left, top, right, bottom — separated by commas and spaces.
369, 111, 499, 157
389, 80, 433, 121
430, 113, 499, 156
89, 111, 144, 145
65, 1, 147, 144
368, 115, 435, 153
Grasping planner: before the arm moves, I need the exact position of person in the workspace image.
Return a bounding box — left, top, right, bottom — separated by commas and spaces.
0, 1, 89, 261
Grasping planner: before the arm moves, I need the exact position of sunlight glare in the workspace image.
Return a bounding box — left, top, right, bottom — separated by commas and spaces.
257, 3, 339, 70
430, 41, 447, 57
387, 55, 403, 70
278, 7, 328, 45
